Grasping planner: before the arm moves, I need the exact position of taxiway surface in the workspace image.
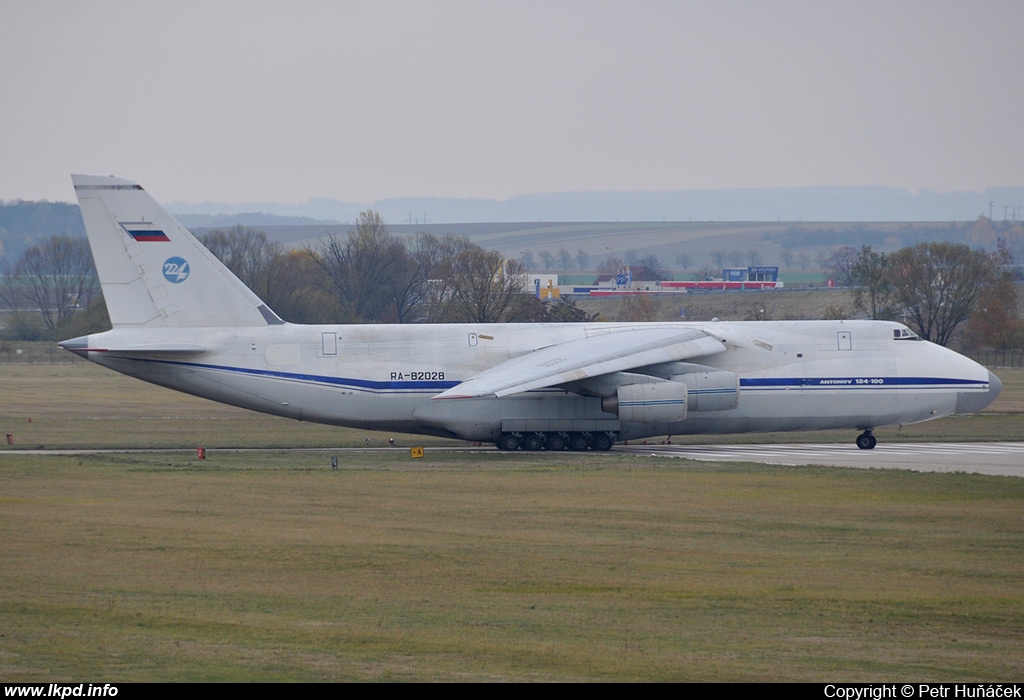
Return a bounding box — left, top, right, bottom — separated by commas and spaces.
617, 442, 1024, 477
5, 442, 1023, 477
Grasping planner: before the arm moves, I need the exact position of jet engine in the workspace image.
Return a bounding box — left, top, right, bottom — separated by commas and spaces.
600, 369, 739, 424
670, 369, 739, 412
602, 381, 688, 423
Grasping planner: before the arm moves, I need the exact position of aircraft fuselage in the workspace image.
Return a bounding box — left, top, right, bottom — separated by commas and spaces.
62, 174, 1002, 452
66, 318, 998, 444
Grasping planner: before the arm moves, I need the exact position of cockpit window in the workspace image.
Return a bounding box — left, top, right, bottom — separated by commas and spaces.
893, 327, 921, 340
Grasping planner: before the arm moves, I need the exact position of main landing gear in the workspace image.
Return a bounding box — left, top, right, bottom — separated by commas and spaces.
495, 431, 616, 452
855, 430, 877, 450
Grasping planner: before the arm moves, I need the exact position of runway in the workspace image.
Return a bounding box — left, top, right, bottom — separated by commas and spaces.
6, 441, 1024, 477
617, 442, 1024, 477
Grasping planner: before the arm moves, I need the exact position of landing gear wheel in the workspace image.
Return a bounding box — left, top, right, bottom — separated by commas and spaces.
496, 433, 521, 451
546, 433, 567, 451
592, 433, 614, 451
856, 431, 877, 450
522, 433, 544, 451
568, 433, 590, 452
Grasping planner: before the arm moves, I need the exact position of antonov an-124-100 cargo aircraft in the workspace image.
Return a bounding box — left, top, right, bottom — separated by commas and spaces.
60, 175, 1002, 452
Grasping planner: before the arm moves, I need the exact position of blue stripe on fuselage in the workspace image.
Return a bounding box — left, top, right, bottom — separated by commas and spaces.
741, 377, 987, 390
111, 357, 459, 394
107, 356, 989, 395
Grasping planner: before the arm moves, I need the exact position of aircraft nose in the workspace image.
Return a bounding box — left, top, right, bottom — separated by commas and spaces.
955, 371, 1002, 414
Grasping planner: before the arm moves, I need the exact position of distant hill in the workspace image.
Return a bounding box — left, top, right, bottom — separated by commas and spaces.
174, 185, 1024, 225
0, 200, 85, 265
5, 186, 1023, 272
214, 218, 1023, 276
174, 212, 339, 228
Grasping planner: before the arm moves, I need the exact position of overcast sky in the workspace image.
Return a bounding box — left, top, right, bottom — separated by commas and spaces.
2, 0, 1022, 206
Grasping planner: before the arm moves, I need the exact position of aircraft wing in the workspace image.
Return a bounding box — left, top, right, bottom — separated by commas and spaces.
433, 327, 725, 399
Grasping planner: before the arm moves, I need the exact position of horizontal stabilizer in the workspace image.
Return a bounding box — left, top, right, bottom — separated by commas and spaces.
59, 336, 206, 356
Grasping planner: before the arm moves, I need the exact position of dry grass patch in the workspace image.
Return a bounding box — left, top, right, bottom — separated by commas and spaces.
1, 451, 1022, 681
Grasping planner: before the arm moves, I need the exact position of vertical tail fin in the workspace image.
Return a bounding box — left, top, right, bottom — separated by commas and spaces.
72, 174, 284, 328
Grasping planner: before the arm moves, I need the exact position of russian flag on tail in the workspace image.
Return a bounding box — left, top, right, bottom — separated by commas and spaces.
121, 224, 170, 242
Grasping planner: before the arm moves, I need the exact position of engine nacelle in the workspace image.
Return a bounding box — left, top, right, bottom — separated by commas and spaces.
671, 370, 739, 412
602, 381, 687, 423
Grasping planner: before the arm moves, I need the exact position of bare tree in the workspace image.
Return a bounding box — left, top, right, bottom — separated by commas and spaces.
199, 228, 353, 323
848, 245, 895, 320
889, 242, 999, 346
199, 225, 282, 299
575, 249, 589, 272
412, 234, 476, 323
262, 249, 345, 324
965, 273, 1023, 349
779, 248, 795, 269
558, 248, 573, 272
636, 254, 669, 281
822, 245, 859, 287
538, 249, 554, 272
313, 211, 417, 322
597, 256, 624, 275
1, 235, 98, 332
433, 247, 527, 323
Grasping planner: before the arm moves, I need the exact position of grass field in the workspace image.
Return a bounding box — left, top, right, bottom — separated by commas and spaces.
1, 363, 1023, 681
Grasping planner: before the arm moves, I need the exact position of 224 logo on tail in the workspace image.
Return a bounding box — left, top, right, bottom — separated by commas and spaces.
163, 257, 190, 283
